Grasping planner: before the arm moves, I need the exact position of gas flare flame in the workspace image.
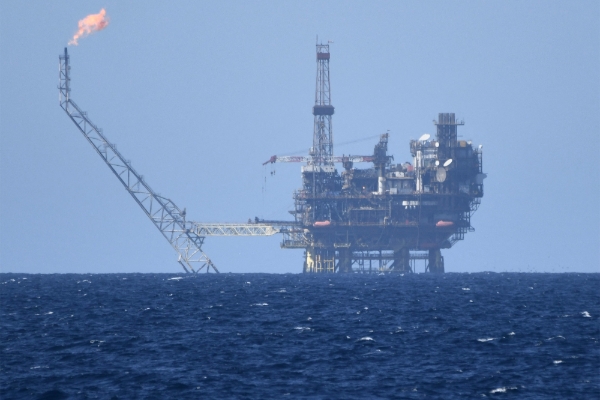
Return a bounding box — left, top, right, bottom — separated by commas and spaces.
68, 9, 109, 46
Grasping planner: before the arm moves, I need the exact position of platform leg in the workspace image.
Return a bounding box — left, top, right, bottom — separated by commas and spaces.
393, 248, 412, 273
305, 247, 336, 273
305, 247, 316, 273
337, 248, 352, 273
427, 248, 445, 273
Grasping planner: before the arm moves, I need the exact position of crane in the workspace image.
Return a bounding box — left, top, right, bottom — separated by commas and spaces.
58, 48, 299, 272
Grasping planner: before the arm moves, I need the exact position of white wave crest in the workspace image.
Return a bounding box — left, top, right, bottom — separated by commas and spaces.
490, 386, 517, 394
294, 327, 311, 331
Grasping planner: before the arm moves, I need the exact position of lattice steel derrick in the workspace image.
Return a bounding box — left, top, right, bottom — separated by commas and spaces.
311, 43, 334, 166
58, 48, 217, 273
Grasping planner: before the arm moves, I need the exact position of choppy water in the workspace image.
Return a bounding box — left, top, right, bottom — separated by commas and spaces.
1, 273, 598, 399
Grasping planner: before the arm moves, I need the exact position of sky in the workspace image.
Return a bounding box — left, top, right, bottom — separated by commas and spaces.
0, 1, 598, 274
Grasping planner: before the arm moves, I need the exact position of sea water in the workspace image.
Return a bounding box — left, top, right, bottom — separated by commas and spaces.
1, 273, 598, 399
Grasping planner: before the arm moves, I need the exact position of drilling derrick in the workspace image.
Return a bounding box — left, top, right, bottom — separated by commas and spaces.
311, 44, 334, 166
303, 43, 338, 203
297, 43, 337, 272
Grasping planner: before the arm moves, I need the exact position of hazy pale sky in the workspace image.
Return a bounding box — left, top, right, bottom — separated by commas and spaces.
1, 1, 598, 273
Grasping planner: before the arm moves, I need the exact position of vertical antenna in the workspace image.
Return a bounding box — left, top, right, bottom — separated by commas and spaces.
311, 42, 334, 166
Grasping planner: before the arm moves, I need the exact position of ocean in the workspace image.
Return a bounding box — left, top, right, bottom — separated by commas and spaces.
1, 273, 598, 399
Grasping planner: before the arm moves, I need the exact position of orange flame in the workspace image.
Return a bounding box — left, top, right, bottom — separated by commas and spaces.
68, 9, 109, 46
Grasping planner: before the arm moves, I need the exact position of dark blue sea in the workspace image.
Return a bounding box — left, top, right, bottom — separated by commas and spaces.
1, 273, 598, 399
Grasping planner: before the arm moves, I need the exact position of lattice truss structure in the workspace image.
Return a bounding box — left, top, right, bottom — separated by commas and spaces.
311, 43, 334, 166
59, 48, 299, 273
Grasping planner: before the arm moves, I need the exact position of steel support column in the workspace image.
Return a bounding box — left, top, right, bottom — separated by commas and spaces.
427, 248, 445, 273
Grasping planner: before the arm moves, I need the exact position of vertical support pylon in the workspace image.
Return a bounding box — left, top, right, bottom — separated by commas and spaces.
305, 247, 335, 273
393, 248, 412, 273
337, 248, 352, 273
305, 247, 315, 273
311, 43, 334, 166
427, 248, 445, 273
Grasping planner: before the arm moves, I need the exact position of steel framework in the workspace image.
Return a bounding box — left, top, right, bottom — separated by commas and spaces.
59, 48, 305, 272
58, 44, 485, 275
311, 43, 334, 166
194, 223, 287, 236
59, 48, 217, 273
274, 46, 486, 274
263, 155, 373, 165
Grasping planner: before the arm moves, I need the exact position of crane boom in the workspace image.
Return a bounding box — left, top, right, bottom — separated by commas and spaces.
58, 48, 217, 273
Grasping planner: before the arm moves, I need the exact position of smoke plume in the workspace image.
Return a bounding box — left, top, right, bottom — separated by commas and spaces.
68, 9, 109, 46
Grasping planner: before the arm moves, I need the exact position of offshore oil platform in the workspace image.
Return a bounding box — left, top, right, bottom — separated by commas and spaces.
59, 43, 485, 273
